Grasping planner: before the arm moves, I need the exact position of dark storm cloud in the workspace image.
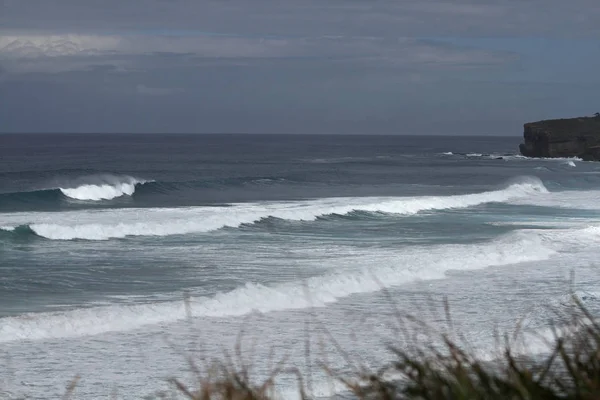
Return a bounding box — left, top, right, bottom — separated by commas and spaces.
0, 0, 599, 134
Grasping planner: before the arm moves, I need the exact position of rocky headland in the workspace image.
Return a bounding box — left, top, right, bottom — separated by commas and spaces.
519, 115, 600, 160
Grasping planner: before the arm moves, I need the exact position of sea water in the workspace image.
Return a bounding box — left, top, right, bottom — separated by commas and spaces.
0, 134, 598, 399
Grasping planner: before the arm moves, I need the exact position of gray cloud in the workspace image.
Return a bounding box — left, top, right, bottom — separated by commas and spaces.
136, 84, 183, 96
0, 0, 598, 134
2, 0, 599, 37
0, 33, 516, 69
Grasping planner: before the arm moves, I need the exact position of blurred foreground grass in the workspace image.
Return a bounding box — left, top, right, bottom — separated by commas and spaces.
57, 295, 599, 400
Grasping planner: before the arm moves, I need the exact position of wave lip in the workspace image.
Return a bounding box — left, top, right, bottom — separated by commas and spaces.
58, 175, 146, 201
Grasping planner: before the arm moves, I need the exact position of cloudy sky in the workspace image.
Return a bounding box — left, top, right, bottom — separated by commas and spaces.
1, 0, 599, 134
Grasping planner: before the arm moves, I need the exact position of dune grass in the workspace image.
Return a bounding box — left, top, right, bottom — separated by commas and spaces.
136, 294, 600, 400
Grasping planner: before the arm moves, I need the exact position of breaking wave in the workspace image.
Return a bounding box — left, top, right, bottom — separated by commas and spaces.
59, 176, 144, 201
0, 177, 548, 241
0, 224, 37, 240
444, 152, 584, 162
0, 228, 556, 342
0, 175, 297, 210
0, 175, 148, 206
301, 156, 392, 164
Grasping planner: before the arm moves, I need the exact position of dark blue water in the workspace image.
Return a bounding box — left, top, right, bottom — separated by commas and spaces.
1, 134, 599, 399
0, 134, 526, 211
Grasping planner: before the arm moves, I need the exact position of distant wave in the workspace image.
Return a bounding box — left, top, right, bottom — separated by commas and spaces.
0, 174, 148, 205
0, 176, 548, 241
301, 156, 392, 164
59, 175, 146, 201
0, 228, 557, 342
0, 175, 294, 208
499, 155, 583, 162
0, 225, 38, 241
509, 188, 600, 210
443, 152, 583, 162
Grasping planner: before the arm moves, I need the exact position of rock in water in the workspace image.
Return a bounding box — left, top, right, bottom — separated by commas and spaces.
519, 116, 600, 160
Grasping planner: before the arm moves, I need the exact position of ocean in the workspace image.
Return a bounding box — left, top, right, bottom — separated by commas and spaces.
1, 133, 599, 399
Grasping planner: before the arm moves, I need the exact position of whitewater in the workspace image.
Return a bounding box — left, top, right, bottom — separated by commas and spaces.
1, 134, 600, 399
1, 177, 546, 240
59, 175, 146, 201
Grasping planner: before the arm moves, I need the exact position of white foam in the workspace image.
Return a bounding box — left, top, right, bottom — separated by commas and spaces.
512, 224, 600, 253
504, 155, 583, 162
58, 175, 145, 201
467, 153, 583, 162
0, 226, 15, 231
444, 151, 585, 162
539, 156, 583, 162
489, 219, 591, 229
498, 154, 529, 161
509, 301, 600, 360
563, 226, 600, 245
510, 189, 600, 210
564, 160, 577, 167
473, 326, 558, 362
276, 378, 351, 400
2, 177, 547, 240
0, 230, 556, 342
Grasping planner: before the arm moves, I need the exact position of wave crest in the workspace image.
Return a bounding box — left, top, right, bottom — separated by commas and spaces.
58, 175, 146, 201
1, 177, 549, 241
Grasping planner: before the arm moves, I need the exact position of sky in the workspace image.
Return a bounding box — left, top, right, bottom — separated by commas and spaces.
0, 0, 599, 135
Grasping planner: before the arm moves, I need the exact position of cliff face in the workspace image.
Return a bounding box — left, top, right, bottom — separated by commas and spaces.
519, 116, 600, 160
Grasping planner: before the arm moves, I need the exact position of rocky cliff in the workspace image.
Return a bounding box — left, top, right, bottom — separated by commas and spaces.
519, 116, 600, 160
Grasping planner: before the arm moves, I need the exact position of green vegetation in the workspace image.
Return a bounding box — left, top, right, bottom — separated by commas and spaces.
52, 294, 599, 399
142, 295, 600, 400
